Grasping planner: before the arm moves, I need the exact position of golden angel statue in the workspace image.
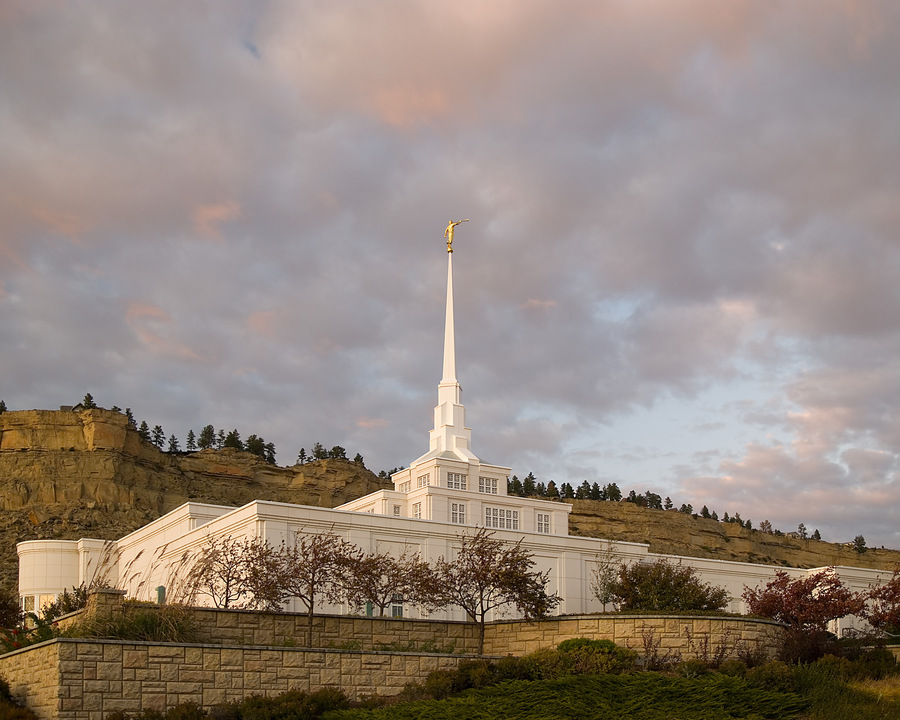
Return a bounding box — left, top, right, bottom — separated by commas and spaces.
444, 219, 469, 252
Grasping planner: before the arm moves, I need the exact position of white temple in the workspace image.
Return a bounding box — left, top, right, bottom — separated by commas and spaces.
17, 228, 891, 630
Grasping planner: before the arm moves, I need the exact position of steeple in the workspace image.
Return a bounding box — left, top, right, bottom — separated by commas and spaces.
412, 223, 477, 465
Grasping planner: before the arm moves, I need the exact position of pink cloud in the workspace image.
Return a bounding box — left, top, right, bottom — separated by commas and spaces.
192, 202, 241, 242
357, 417, 388, 430
246, 310, 278, 338
521, 298, 557, 311
125, 302, 206, 362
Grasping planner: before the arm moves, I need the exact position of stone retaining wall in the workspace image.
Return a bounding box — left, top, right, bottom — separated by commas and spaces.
186, 607, 482, 654
2, 604, 786, 719
485, 614, 783, 659
0, 639, 465, 720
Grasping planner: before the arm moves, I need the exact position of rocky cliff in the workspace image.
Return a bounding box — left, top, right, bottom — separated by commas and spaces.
568, 498, 900, 572
1, 408, 897, 595
0, 409, 391, 589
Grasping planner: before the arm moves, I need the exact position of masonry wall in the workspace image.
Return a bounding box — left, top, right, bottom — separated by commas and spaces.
1, 608, 785, 720
184, 607, 483, 654
484, 614, 784, 658
0, 639, 466, 720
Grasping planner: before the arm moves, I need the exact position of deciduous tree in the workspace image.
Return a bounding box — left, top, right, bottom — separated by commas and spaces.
610, 559, 729, 613
865, 569, 900, 634
279, 532, 359, 646
344, 550, 432, 617
742, 568, 863, 630
184, 535, 255, 609
433, 527, 560, 653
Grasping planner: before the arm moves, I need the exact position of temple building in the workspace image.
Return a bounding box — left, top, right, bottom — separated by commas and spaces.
17, 229, 890, 630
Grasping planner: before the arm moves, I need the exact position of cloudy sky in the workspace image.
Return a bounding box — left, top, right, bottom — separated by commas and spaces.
2, 1, 899, 547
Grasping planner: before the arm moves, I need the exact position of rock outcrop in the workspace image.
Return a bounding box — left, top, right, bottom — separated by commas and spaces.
568, 498, 900, 572
1, 408, 897, 596
0, 409, 391, 589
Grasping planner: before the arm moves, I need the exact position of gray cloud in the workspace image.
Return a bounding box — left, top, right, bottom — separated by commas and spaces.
2, 1, 900, 544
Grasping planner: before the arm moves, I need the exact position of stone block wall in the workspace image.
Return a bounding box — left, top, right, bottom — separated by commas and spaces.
484, 614, 783, 659
0, 641, 60, 719
0, 639, 465, 720
184, 607, 482, 654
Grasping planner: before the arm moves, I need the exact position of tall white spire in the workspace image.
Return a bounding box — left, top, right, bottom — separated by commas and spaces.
438, 252, 460, 404
412, 223, 476, 464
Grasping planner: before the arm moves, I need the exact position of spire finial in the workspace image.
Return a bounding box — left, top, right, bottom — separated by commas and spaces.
444, 219, 468, 253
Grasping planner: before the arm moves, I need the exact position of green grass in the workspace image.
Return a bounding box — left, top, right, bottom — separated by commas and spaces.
323, 673, 809, 720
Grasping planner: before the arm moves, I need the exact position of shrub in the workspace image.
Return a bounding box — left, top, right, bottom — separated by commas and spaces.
556, 638, 638, 675
41, 585, 88, 622
746, 660, 798, 694
717, 658, 747, 677
778, 629, 839, 665
610, 559, 729, 612
64, 606, 198, 643
675, 658, 709, 678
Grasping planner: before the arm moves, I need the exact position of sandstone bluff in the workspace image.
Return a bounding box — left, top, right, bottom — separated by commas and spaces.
0, 408, 897, 593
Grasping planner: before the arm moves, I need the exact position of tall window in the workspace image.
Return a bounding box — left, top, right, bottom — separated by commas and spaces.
391, 594, 404, 617
447, 472, 467, 490
417, 473, 431, 488
484, 507, 519, 530
399, 481, 410, 493
478, 477, 498, 494
451, 502, 466, 524
413, 502, 422, 519
393, 505, 401, 516
536, 512, 551, 534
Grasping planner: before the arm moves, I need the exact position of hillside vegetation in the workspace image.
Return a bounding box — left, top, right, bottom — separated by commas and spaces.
1, 407, 897, 594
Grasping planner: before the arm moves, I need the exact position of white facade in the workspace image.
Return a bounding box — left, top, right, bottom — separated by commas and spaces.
16, 242, 893, 632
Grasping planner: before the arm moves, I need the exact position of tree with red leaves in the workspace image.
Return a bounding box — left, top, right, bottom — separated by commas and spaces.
865, 569, 900, 634
742, 568, 864, 630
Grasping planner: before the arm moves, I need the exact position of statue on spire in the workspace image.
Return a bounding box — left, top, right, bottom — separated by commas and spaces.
444, 219, 469, 253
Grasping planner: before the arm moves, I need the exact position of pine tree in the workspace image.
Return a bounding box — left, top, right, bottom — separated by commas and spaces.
605, 483, 622, 501
664, 496, 673, 510
224, 429, 243, 451
508, 475, 524, 496
353, 453, 364, 464
329, 445, 347, 460
167, 434, 180, 453
297, 448, 307, 465
576, 481, 591, 499
138, 421, 151, 441
125, 408, 135, 426
151, 425, 165, 448
186, 429, 197, 451
0, 400, 6, 414
264, 442, 276, 464
198, 425, 215, 450
312, 442, 328, 460
811, 529, 821, 541
700, 505, 710, 518
590, 482, 602, 501
545, 481, 560, 499
216, 429, 225, 449
522, 473, 536, 496
82, 393, 97, 409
